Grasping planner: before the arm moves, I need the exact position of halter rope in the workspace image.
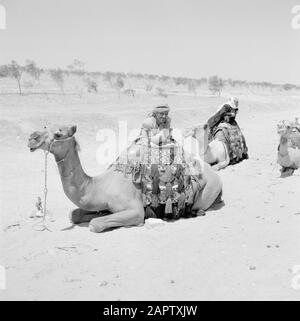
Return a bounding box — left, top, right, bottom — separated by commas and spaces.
32, 140, 54, 232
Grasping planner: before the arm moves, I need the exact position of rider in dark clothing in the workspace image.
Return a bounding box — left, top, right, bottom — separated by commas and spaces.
207, 97, 249, 164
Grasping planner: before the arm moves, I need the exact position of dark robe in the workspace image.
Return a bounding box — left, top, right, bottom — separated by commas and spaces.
207, 104, 248, 164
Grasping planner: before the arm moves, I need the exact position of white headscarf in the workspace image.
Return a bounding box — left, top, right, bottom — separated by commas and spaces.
214, 97, 239, 113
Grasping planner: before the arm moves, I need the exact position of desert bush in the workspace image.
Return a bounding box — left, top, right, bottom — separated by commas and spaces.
155, 87, 168, 98
123, 88, 135, 96
159, 75, 171, 83
104, 71, 114, 86
67, 59, 84, 71
145, 82, 154, 92
67, 59, 85, 77
187, 80, 197, 95
7, 60, 23, 95
50, 68, 64, 93
25, 60, 42, 82
208, 75, 223, 96
174, 77, 186, 86
0, 65, 10, 78
282, 83, 296, 91
85, 77, 98, 93
115, 76, 125, 96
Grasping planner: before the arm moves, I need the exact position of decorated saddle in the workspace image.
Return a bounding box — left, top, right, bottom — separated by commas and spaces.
213, 122, 248, 164
111, 140, 203, 219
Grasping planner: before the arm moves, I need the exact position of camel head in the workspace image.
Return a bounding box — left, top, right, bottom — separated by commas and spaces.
182, 123, 209, 157
28, 125, 78, 158
277, 121, 293, 138
183, 123, 209, 147
28, 128, 51, 152
183, 123, 208, 138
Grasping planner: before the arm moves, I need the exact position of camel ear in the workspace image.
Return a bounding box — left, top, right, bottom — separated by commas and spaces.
69, 125, 77, 136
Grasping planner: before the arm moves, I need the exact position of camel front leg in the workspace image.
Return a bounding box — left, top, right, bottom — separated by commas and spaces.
89, 207, 144, 233
69, 208, 106, 224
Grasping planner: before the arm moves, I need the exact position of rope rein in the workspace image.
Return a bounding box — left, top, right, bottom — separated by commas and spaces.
32, 141, 54, 232
32, 136, 74, 231
43, 148, 49, 223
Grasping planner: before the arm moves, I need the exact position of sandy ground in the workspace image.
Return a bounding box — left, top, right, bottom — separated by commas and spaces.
0, 91, 300, 301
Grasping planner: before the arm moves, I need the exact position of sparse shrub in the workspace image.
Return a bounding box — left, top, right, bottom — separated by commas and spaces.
25, 60, 42, 82
159, 75, 171, 83
116, 76, 125, 89
208, 75, 223, 96
67, 59, 84, 71
85, 77, 98, 93
282, 83, 296, 91
114, 76, 125, 97
7, 60, 23, 95
50, 68, 64, 93
123, 88, 135, 97
0, 65, 10, 78
187, 80, 197, 95
145, 82, 154, 92
104, 72, 114, 86
156, 87, 168, 98
67, 59, 85, 77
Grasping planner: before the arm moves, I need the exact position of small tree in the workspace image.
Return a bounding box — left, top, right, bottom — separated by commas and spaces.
103, 71, 114, 87
67, 59, 85, 78
282, 83, 296, 91
7, 60, 23, 95
187, 80, 197, 95
50, 68, 64, 93
115, 76, 124, 97
85, 77, 98, 93
155, 87, 168, 98
145, 82, 154, 92
0, 65, 10, 78
25, 60, 42, 82
208, 75, 223, 96
73, 59, 84, 69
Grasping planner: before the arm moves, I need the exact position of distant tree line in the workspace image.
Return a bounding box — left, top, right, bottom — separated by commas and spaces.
0, 59, 299, 95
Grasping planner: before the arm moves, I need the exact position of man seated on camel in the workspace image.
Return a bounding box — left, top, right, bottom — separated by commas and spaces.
140, 104, 172, 145
207, 97, 249, 164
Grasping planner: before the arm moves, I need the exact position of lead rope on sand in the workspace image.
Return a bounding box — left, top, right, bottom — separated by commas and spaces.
32, 147, 53, 232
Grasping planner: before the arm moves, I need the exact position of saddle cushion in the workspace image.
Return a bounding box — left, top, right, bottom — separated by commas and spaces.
112, 141, 202, 219
214, 122, 248, 164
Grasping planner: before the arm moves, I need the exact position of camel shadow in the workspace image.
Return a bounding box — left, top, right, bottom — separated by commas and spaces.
61, 224, 77, 231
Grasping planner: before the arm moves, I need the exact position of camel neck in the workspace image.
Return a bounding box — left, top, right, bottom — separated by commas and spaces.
195, 127, 209, 157
279, 136, 288, 156
55, 146, 91, 206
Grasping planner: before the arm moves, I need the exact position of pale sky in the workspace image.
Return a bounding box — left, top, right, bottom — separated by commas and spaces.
0, 0, 299, 84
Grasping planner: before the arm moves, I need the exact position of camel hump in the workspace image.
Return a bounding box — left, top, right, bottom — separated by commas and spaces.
142, 117, 156, 130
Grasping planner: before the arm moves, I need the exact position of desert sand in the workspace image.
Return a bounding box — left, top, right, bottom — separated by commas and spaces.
0, 88, 300, 301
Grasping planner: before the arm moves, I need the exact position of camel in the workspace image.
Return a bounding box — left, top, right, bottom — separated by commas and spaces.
183, 123, 230, 171
28, 125, 223, 233
277, 121, 300, 177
